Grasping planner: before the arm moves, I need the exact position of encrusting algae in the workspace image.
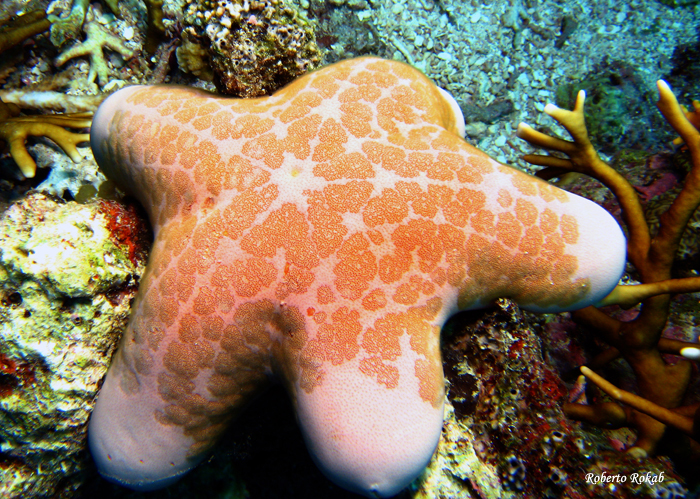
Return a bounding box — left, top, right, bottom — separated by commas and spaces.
0, 192, 150, 498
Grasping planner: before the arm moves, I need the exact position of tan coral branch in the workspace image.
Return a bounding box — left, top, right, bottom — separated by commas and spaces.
0, 90, 107, 114
0, 10, 51, 54
580, 366, 695, 437
651, 81, 700, 272
0, 110, 92, 178
597, 276, 700, 308
54, 8, 135, 87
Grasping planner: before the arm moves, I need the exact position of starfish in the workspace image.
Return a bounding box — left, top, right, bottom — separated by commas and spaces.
88, 57, 626, 497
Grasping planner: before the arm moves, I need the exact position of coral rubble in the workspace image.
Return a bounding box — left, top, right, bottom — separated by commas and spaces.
179, 0, 323, 96
0, 192, 149, 498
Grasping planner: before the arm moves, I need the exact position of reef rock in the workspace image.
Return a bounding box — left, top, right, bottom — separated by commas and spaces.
0, 192, 149, 498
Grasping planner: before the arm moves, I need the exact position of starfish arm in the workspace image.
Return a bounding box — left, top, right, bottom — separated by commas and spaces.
291, 318, 445, 498
89, 237, 273, 489
518, 89, 651, 270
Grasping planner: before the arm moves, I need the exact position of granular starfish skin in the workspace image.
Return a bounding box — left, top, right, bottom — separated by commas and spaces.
88, 57, 626, 497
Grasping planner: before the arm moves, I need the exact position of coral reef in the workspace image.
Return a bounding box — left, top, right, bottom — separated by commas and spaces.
179, 0, 323, 96
0, 192, 149, 498
517, 81, 700, 460
413, 301, 685, 498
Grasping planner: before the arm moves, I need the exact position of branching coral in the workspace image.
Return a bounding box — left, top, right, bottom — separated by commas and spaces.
579, 366, 699, 439
673, 98, 700, 147
0, 89, 106, 114
144, 0, 166, 53
0, 99, 91, 178
50, 0, 165, 52
54, 8, 136, 88
0, 10, 51, 55
517, 80, 700, 457
0, 68, 107, 114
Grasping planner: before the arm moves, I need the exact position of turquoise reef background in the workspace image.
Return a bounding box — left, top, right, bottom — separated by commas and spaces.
0, 0, 699, 497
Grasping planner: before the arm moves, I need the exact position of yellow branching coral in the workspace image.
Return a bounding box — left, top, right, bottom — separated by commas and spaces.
50, 0, 165, 53
54, 8, 135, 87
0, 10, 51, 54
579, 366, 698, 439
0, 99, 91, 178
673, 99, 700, 147
518, 80, 700, 456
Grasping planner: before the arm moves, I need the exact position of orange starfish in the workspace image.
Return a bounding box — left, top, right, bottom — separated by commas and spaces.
88, 57, 626, 496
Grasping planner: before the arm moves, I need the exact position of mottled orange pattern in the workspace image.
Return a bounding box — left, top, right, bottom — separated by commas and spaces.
88, 57, 624, 496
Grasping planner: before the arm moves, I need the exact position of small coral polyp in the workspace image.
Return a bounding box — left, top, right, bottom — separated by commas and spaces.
87, 57, 626, 497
